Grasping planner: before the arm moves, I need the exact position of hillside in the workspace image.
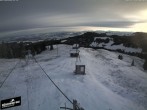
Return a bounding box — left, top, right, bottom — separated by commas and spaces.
0, 44, 147, 110
1, 31, 147, 59
63, 32, 147, 54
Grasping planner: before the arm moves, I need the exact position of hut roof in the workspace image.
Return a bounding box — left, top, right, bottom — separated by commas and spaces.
70, 49, 80, 53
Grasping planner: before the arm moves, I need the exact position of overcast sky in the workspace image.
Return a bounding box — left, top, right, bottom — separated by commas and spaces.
0, 0, 147, 34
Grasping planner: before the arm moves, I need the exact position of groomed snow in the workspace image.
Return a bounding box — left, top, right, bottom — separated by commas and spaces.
0, 44, 147, 110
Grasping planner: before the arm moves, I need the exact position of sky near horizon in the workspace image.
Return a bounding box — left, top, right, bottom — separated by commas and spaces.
0, 0, 147, 34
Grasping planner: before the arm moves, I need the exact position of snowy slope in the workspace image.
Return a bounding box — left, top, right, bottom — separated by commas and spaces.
90, 37, 142, 53
0, 44, 147, 110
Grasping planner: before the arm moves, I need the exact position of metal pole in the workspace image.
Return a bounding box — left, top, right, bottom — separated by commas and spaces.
57, 45, 58, 56
65, 103, 66, 110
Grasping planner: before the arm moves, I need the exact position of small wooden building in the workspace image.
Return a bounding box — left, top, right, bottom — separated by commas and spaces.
74, 61, 85, 75
72, 44, 79, 49
70, 49, 79, 57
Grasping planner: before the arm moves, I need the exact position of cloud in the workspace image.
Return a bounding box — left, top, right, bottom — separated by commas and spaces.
0, 0, 147, 32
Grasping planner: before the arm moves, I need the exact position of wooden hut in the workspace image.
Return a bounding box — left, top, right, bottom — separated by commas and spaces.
70, 49, 79, 57
74, 61, 85, 75
72, 44, 79, 49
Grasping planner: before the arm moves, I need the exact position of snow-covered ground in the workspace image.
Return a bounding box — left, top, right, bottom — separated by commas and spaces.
0, 44, 147, 110
90, 37, 142, 53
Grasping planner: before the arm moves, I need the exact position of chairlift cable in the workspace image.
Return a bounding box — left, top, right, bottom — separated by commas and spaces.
29, 46, 81, 109
32, 56, 74, 105
0, 59, 21, 88
26, 57, 30, 110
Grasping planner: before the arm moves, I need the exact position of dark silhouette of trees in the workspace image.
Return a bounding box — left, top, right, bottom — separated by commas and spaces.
50, 44, 54, 50
118, 55, 123, 60
143, 60, 147, 70
131, 59, 135, 66
0, 42, 25, 58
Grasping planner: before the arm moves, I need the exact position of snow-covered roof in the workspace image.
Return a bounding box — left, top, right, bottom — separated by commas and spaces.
70, 49, 80, 53
73, 44, 79, 47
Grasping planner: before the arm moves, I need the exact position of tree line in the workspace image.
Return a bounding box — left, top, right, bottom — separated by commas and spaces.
0, 40, 60, 59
